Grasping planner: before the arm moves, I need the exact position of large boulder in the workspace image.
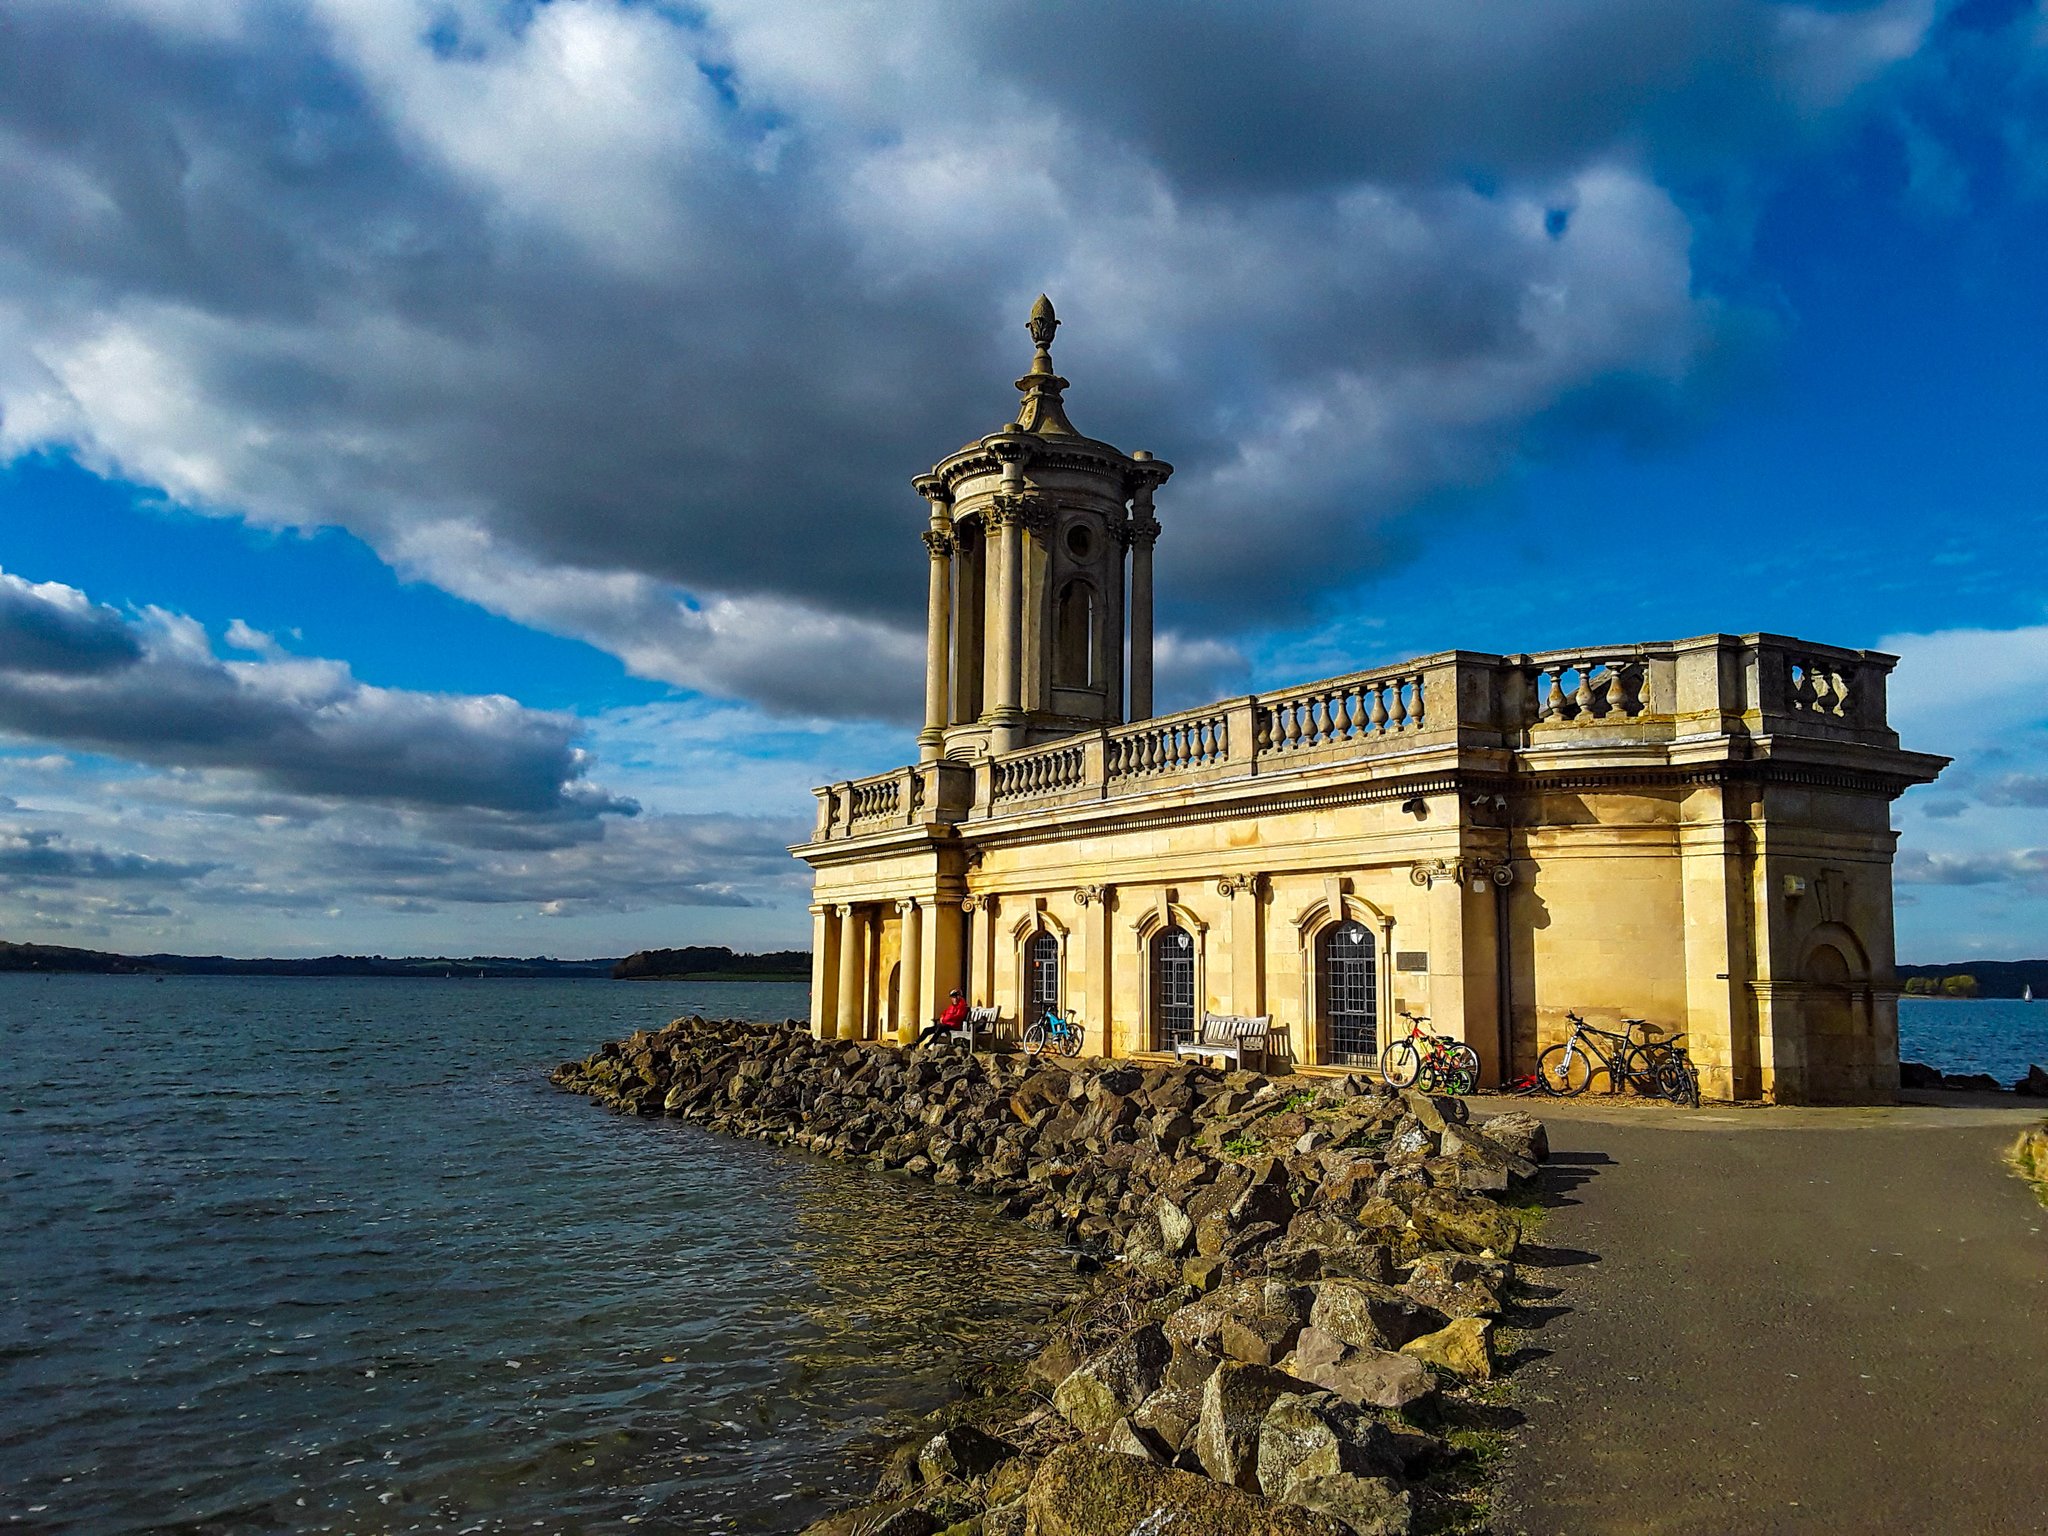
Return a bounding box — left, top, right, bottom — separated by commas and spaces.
1129, 1380, 1207, 1453
918, 1425, 1018, 1484
1193, 1362, 1316, 1489
799, 1499, 938, 1536
1405, 1188, 1522, 1258
1255, 1390, 1405, 1499
1164, 1279, 1311, 1360
1287, 1474, 1413, 1536
1400, 1252, 1510, 1319
2013, 1065, 2048, 1098
1476, 1108, 1548, 1164
1399, 1316, 1495, 1380
1053, 1325, 1172, 1433
1020, 1445, 1352, 1536
1281, 1325, 1435, 1410
1307, 1279, 1445, 1352
1155, 1198, 1196, 1256
1899, 1060, 1944, 1091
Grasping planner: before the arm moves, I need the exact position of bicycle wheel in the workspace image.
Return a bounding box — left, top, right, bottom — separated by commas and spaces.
1381, 1039, 1421, 1088
1438, 1059, 1477, 1095
1618, 1046, 1658, 1098
1451, 1042, 1481, 1083
1023, 1021, 1048, 1057
1060, 1023, 1085, 1057
1658, 1058, 1700, 1107
1537, 1041, 1592, 1095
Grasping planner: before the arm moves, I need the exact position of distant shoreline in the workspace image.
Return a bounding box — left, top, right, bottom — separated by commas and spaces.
0, 939, 811, 982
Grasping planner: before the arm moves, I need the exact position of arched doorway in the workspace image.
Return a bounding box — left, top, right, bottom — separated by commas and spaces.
1319, 920, 1378, 1067
883, 961, 900, 1042
1027, 931, 1061, 1022
1152, 924, 1196, 1050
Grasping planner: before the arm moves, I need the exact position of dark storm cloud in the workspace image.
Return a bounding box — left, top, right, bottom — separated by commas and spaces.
0, 569, 636, 819
0, 570, 144, 675
0, 825, 213, 883
0, 0, 1953, 715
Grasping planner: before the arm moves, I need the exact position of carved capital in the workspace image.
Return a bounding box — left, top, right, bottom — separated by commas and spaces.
960, 892, 995, 913
896, 897, 920, 914
913, 474, 952, 509
921, 528, 954, 558
1215, 873, 1265, 899
988, 492, 1053, 532
1410, 858, 1514, 889
1124, 516, 1162, 549
1073, 884, 1111, 907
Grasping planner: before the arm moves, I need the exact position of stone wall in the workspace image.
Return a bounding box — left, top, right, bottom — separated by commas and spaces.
553, 1020, 1550, 1536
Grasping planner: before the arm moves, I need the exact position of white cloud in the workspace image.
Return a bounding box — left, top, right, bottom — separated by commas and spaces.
0, 0, 1959, 717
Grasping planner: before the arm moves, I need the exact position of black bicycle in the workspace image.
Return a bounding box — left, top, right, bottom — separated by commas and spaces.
1538, 1013, 1699, 1106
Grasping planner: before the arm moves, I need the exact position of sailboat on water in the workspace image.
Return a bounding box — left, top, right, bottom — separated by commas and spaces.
2027, 984, 2034, 1002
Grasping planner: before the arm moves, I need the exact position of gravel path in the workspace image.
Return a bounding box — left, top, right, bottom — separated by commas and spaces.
1487, 1093, 2048, 1536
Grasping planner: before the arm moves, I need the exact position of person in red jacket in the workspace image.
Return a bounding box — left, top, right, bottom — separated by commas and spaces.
917, 990, 969, 1046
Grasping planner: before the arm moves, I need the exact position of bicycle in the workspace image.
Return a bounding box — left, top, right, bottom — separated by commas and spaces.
1629, 1025, 1702, 1107
1539, 1014, 1699, 1105
1381, 1012, 1481, 1095
1023, 1006, 1085, 1058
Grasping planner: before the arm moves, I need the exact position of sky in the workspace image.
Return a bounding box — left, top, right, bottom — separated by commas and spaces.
0, 0, 2043, 961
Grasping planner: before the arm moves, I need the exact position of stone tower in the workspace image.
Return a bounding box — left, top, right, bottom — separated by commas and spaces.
912, 296, 1173, 760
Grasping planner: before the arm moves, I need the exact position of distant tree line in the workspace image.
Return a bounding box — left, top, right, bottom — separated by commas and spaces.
1902, 974, 1978, 998
1897, 960, 2048, 999
611, 946, 810, 980
0, 940, 614, 978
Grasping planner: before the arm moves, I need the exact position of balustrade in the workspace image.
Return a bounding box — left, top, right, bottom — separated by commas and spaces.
807, 634, 1900, 840
1106, 710, 1229, 781
1254, 670, 1425, 754
847, 774, 901, 824
990, 741, 1086, 804
1787, 653, 1859, 720
1525, 654, 1646, 725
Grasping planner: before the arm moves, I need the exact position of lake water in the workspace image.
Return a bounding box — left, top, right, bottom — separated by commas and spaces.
1898, 995, 2048, 1083
0, 976, 1082, 1535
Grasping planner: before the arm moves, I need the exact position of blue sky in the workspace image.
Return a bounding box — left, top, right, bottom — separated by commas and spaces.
0, 0, 2043, 959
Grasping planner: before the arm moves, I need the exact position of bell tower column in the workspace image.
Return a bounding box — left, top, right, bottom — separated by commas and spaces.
985, 440, 1033, 755
915, 479, 953, 763
1127, 467, 1162, 722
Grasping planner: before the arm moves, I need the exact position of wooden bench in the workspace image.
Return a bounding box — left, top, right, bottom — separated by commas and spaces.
959, 1006, 1001, 1049
1173, 1013, 1271, 1070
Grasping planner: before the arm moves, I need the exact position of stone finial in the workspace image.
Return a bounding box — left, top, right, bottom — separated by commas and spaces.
1014, 293, 1076, 436
1027, 293, 1059, 353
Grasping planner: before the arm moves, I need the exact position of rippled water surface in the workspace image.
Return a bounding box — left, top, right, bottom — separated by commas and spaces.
0, 976, 1081, 1534
1898, 996, 2048, 1082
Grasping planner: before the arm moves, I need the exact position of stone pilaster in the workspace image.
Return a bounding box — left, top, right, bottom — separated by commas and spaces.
835, 904, 865, 1041
810, 905, 836, 1040
896, 899, 923, 1044
919, 526, 953, 763
1126, 478, 1161, 721
986, 496, 1027, 753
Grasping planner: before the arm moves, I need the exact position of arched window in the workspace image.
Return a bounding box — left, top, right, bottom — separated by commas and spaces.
1152, 924, 1196, 1049
1027, 931, 1061, 1020
1319, 921, 1378, 1066
1053, 580, 1097, 688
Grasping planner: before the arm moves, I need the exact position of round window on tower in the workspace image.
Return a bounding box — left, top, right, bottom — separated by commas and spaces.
1065, 523, 1094, 561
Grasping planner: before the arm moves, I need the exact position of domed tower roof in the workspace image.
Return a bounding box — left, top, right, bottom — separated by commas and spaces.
911, 297, 1174, 759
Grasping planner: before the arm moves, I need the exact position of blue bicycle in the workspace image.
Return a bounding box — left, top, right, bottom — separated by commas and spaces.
1024, 1007, 1085, 1058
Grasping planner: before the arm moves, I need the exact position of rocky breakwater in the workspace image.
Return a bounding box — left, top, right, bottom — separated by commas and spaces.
552, 1019, 1551, 1536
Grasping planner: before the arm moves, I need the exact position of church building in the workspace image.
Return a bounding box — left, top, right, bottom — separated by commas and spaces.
792, 299, 1947, 1104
